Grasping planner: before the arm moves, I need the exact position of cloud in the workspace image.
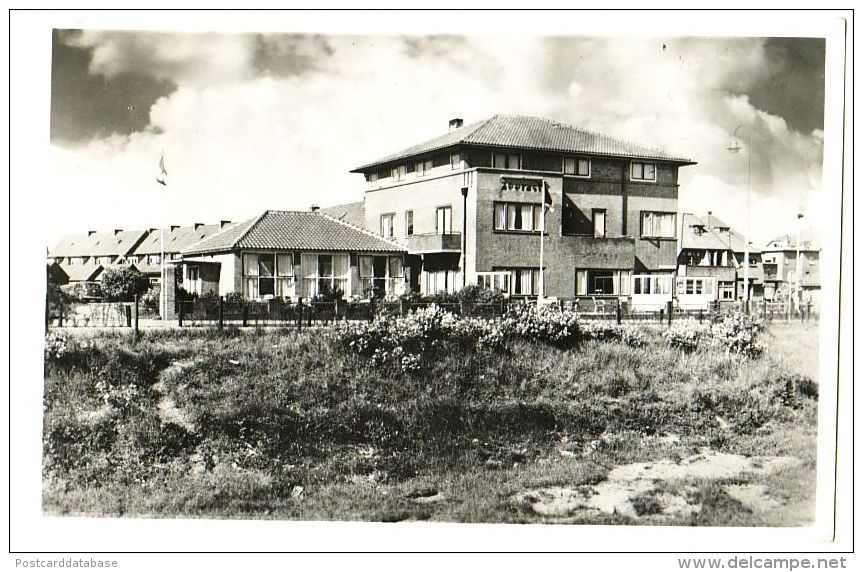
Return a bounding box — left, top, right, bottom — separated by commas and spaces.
46, 32, 826, 248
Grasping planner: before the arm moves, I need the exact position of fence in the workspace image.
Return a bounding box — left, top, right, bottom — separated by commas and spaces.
47, 295, 818, 331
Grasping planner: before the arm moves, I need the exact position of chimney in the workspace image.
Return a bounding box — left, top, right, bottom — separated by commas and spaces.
113, 229, 123, 235
194, 222, 203, 230
449, 118, 464, 132
170, 225, 180, 231
87, 230, 97, 236
310, 204, 320, 212
706, 211, 712, 231
220, 220, 232, 228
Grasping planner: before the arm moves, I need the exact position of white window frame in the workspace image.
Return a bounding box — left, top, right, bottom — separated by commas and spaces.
436, 205, 453, 235
380, 213, 395, 238
592, 209, 606, 238
563, 156, 591, 177
630, 161, 658, 182
416, 159, 433, 177
640, 211, 676, 239
405, 210, 414, 237
493, 202, 544, 233
300, 252, 350, 299
392, 164, 407, 181
242, 252, 295, 300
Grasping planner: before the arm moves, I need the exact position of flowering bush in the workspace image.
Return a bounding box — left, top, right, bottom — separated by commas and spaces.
45, 330, 71, 361
663, 312, 766, 358
710, 312, 766, 358
662, 319, 710, 353
505, 303, 580, 347
335, 305, 508, 373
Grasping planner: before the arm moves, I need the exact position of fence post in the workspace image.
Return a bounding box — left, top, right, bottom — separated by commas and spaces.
369, 297, 375, 323
659, 307, 664, 324
58, 302, 63, 327
133, 294, 139, 341
218, 296, 224, 329
616, 299, 622, 325
178, 301, 184, 327
125, 304, 132, 328
399, 298, 405, 317
297, 297, 303, 332
698, 308, 703, 324
242, 303, 248, 327
666, 300, 673, 326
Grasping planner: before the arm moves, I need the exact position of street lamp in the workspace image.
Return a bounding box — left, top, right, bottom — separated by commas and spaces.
795, 212, 804, 311
726, 125, 751, 312
538, 180, 552, 306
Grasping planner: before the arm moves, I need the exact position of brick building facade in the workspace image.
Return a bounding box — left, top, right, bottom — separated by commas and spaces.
347, 115, 695, 305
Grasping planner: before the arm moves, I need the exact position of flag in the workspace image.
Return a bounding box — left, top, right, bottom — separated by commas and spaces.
156, 153, 167, 186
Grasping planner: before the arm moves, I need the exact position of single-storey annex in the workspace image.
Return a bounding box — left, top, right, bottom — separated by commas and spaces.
179, 210, 408, 300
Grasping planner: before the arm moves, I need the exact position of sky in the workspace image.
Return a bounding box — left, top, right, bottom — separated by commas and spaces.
48, 29, 827, 248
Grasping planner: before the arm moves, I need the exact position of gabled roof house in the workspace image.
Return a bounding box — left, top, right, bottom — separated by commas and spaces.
179, 210, 407, 300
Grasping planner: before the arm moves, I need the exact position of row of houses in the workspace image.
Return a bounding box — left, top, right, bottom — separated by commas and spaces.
47, 114, 820, 312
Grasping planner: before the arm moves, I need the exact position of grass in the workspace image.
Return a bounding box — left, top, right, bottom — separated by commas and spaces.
42, 320, 818, 524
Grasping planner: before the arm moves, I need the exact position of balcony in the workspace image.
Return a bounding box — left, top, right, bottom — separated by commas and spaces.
406, 232, 462, 254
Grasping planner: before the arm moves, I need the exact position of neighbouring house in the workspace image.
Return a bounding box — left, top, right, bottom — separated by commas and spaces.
127, 221, 232, 284
676, 212, 763, 308
48, 229, 149, 299
179, 209, 408, 300
340, 114, 695, 308
48, 228, 149, 271
761, 228, 820, 306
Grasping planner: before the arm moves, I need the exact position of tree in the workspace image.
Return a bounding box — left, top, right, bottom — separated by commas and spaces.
100, 267, 151, 302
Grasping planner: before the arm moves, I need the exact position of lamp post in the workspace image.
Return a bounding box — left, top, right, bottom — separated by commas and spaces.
726, 125, 751, 312
795, 212, 804, 312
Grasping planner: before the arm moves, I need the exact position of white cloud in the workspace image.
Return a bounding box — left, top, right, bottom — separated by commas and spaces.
46, 33, 825, 249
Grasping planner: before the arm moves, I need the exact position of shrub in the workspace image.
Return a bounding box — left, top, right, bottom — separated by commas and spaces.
662, 319, 710, 353
710, 312, 766, 358
505, 303, 580, 348
100, 267, 150, 302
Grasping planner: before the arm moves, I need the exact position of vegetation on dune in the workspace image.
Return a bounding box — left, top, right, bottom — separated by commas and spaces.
41, 312, 817, 522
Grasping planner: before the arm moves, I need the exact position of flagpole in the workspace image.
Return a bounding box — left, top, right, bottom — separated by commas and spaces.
538, 179, 546, 307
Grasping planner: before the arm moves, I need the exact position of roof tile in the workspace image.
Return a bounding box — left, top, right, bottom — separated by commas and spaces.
353, 114, 693, 170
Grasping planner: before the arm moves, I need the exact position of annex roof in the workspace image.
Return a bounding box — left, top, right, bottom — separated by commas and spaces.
182, 210, 406, 256
352, 114, 694, 171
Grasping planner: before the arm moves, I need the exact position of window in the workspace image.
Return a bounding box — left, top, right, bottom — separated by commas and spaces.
301, 253, 349, 298
631, 161, 657, 181
148, 254, 161, 265
380, 213, 395, 238
416, 159, 433, 177
436, 206, 453, 234
477, 271, 511, 293
640, 211, 676, 238
493, 202, 545, 232
187, 266, 200, 295
632, 275, 673, 295
676, 277, 714, 297
494, 267, 543, 296
368, 172, 379, 187
450, 153, 462, 170
493, 153, 521, 170
127, 256, 139, 264
405, 211, 414, 236
391, 164, 407, 181
575, 270, 631, 296
243, 253, 294, 299
563, 157, 590, 177
719, 281, 735, 300
592, 209, 606, 237
424, 270, 458, 295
